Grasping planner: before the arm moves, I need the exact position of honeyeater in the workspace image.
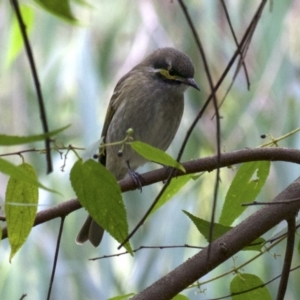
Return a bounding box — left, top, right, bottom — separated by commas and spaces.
76, 47, 199, 247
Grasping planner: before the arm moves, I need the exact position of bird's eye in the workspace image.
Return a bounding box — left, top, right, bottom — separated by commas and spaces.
168, 68, 176, 76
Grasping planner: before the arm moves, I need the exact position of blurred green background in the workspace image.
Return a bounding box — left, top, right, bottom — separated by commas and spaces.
0, 0, 300, 299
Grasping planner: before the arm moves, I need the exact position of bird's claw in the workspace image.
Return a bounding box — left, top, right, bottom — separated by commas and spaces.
126, 161, 143, 192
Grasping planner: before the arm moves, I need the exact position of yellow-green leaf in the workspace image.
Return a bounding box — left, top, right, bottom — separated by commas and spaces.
130, 141, 185, 172
183, 211, 264, 251
70, 159, 132, 254
0, 124, 70, 145
0, 158, 59, 194
231, 273, 272, 300
5, 163, 39, 262
149, 174, 193, 218
220, 161, 270, 226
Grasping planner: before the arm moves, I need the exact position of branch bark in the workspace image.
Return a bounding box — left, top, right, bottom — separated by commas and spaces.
132, 177, 300, 300
2, 147, 300, 239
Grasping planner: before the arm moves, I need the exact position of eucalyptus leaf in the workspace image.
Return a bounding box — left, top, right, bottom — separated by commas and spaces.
0, 124, 70, 145
130, 141, 185, 172
220, 161, 270, 226
149, 174, 193, 218
33, 0, 77, 23
183, 211, 264, 251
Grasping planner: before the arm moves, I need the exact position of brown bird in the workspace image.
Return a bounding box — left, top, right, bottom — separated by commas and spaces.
76, 47, 199, 247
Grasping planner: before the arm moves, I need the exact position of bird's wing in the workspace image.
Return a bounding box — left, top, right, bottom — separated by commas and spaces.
99, 72, 131, 165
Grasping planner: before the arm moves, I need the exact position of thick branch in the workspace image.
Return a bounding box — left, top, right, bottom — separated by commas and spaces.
2, 147, 300, 240
132, 177, 300, 300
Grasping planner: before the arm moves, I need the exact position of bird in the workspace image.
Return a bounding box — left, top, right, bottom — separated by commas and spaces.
76, 47, 199, 247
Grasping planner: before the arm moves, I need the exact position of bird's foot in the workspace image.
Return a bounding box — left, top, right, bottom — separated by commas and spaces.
126, 161, 143, 192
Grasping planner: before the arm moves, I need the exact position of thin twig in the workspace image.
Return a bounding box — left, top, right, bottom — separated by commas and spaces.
176, 0, 268, 165
91, 244, 203, 260
118, 168, 176, 249
242, 198, 300, 206
276, 217, 296, 300
46, 217, 65, 300
119, 0, 225, 249
0, 146, 85, 158
10, 0, 52, 173
177, 0, 221, 260
176, 0, 267, 259
220, 0, 250, 89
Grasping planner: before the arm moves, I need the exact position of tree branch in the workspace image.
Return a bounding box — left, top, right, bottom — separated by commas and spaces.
132, 176, 300, 300
2, 147, 300, 240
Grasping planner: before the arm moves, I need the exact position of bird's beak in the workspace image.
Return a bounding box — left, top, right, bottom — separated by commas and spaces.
185, 78, 200, 91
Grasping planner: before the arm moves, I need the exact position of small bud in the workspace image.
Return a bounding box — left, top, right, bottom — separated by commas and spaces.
126, 128, 134, 135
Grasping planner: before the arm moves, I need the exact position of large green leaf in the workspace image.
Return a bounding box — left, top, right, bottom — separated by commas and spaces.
130, 141, 185, 172
0, 124, 70, 145
183, 211, 264, 251
231, 273, 272, 300
0, 158, 58, 194
5, 163, 39, 262
220, 161, 270, 226
70, 159, 132, 254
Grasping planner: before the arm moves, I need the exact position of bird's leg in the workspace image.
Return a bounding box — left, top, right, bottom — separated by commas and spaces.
126, 161, 143, 192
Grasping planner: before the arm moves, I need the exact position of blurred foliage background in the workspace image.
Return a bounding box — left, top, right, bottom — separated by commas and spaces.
0, 0, 300, 299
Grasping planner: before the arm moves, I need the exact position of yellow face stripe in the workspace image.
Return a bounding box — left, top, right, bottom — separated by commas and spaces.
158, 69, 181, 81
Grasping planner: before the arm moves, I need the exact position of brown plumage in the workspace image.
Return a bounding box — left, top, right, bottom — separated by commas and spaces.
76, 47, 199, 247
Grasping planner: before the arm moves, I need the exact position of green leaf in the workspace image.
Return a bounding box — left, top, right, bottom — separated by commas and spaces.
5, 163, 39, 262
231, 273, 272, 300
130, 141, 185, 172
149, 174, 193, 218
220, 161, 270, 226
183, 211, 264, 251
5, 5, 34, 68
0, 158, 59, 194
0, 124, 70, 145
108, 293, 135, 300
70, 159, 132, 254
172, 294, 189, 300
33, 0, 77, 23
